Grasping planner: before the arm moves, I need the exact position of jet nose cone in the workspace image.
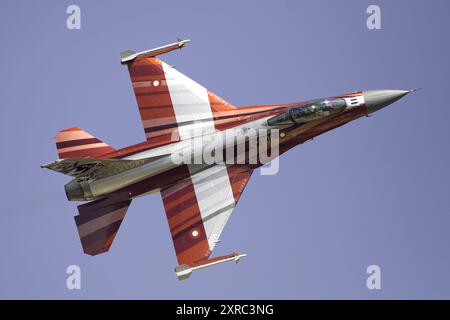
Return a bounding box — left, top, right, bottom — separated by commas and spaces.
363, 89, 411, 114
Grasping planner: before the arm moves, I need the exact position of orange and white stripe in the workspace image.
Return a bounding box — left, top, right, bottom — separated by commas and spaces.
55, 127, 115, 159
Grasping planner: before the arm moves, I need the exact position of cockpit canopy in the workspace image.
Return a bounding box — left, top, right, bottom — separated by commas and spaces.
267, 98, 347, 126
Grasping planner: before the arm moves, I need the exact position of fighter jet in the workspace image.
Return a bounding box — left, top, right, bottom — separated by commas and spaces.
42, 39, 414, 280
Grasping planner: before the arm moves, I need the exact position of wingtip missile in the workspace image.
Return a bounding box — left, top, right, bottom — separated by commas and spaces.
175, 252, 247, 280
177, 38, 190, 48
120, 38, 191, 64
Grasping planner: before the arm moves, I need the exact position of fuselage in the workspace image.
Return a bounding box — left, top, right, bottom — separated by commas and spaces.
64, 90, 411, 201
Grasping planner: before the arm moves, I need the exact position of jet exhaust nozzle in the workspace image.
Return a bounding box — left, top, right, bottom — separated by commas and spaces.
64, 179, 94, 201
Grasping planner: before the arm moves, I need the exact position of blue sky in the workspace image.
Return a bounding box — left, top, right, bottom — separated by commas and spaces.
0, 0, 449, 299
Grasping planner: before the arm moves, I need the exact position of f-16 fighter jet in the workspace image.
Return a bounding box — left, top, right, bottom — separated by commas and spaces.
42, 39, 414, 280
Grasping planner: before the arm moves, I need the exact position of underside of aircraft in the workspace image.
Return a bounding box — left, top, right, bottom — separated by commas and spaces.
42, 39, 413, 280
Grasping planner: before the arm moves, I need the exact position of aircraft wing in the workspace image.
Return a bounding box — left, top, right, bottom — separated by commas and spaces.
160, 164, 252, 280
122, 41, 236, 144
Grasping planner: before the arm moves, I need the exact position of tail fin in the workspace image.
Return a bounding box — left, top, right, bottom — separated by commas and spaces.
41, 157, 154, 181
55, 127, 115, 159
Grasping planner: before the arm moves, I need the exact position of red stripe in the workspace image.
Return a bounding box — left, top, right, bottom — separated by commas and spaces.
56, 138, 101, 149
161, 166, 210, 265
128, 58, 179, 144
58, 146, 114, 159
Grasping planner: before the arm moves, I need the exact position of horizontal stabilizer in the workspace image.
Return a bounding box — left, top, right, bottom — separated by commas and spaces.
75, 195, 132, 256
120, 39, 190, 64
175, 253, 247, 280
